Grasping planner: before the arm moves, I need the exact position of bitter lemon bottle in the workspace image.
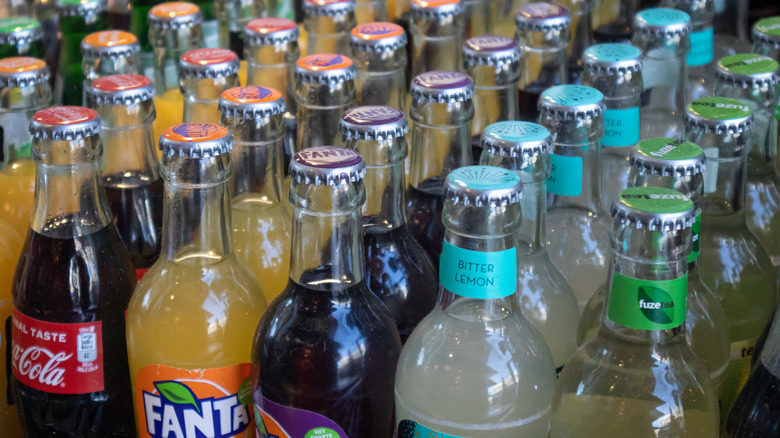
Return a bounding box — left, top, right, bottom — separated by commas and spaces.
350, 22, 407, 110
662, 0, 715, 102
251, 146, 401, 438
684, 96, 777, 418
550, 187, 720, 438
0, 17, 44, 58
395, 165, 555, 437
80, 30, 140, 106
479, 121, 579, 374
219, 85, 292, 304
303, 0, 357, 56
409, 0, 464, 78
126, 123, 268, 437
180, 48, 241, 124
540, 84, 609, 311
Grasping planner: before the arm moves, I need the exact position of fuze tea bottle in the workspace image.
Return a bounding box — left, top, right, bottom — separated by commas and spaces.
12, 106, 136, 437
0, 17, 44, 58
395, 165, 555, 437
179, 48, 241, 124
80, 30, 140, 106
350, 22, 408, 110
126, 122, 268, 438
550, 187, 720, 438
251, 146, 401, 438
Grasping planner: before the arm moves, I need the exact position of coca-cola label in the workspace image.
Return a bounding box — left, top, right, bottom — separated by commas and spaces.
11, 309, 104, 394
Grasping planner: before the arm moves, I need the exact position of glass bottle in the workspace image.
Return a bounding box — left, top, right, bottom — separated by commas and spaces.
350, 22, 407, 111
12, 106, 136, 437
578, 137, 731, 394
303, 0, 357, 57
0, 17, 44, 59
683, 96, 778, 418
126, 122, 267, 438
80, 30, 140, 106
556, 0, 594, 84
514, 2, 571, 123
632, 7, 691, 139
90, 74, 163, 280
294, 53, 356, 151
550, 187, 720, 437
409, 0, 464, 79
340, 105, 438, 343
581, 43, 643, 206
395, 165, 556, 437
219, 85, 293, 304
54, 0, 109, 106
214, 0, 263, 55
406, 71, 474, 267
251, 146, 402, 438
180, 48, 241, 124
540, 84, 610, 311
662, 0, 715, 102
479, 121, 579, 374
714, 53, 780, 267
592, 0, 637, 44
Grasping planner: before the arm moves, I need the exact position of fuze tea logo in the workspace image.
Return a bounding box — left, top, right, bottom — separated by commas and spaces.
637, 286, 676, 324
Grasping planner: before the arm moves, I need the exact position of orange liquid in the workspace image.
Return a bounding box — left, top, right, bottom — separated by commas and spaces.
0, 159, 35, 238
0, 217, 23, 435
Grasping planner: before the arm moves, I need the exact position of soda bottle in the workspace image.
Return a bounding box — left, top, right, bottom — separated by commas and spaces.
479, 121, 579, 375
350, 22, 407, 110
339, 105, 438, 342
409, 0, 464, 78
556, 0, 594, 84
684, 96, 777, 417
540, 84, 609, 311
0, 215, 22, 435
180, 48, 241, 124
632, 7, 691, 139
514, 2, 571, 122
214, 0, 263, 56
581, 43, 643, 206
90, 74, 164, 280
662, 0, 715, 102
0, 17, 44, 59
251, 146, 401, 438
395, 165, 555, 437
294, 53, 356, 151
126, 122, 268, 437
592, 0, 637, 43
219, 85, 293, 304
54, 0, 109, 106
12, 106, 136, 437
303, 0, 357, 56
550, 187, 720, 437
80, 30, 140, 106
406, 71, 474, 267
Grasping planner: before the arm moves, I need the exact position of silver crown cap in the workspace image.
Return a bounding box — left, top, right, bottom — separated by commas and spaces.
629, 138, 706, 177
445, 166, 522, 207
610, 188, 696, 231
514, 3, 571, 32
290, 146, 366, 186
57, 0, 107, 16
410, 0, 464, 19
339, 106, 409, 141
81, 33, 141, 59
159, 124, 233, 158
480, 121, 552, 159
303, 0, 356, 16
244, 19, 299, 45
218, 87, 287, 119
0, 18, 42, 46
0, 60, 50, 88
90, 75, 155, 105
29, 107, 102, 141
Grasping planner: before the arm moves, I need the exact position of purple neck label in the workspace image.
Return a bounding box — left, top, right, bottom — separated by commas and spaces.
343, 106, 403, 125
465, 35, 517, 51
295, 146, 363, 168
414, 71, 471, 89
521, 2, 567, 19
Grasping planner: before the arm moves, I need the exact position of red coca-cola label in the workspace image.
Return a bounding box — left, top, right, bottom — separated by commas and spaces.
11, 309, 105, 394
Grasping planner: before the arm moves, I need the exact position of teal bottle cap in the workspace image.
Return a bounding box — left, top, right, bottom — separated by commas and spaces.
583, 43, 643, 74
753, 17, 780, 48
515, 2, 571, 32
291, 146, 366, 186
160, 123, 233, 157
57, 0, 107, 16
715, 53, 779, 88
630, 138, 705, 177
0, 17, 42, 47
684, 97, 754, 134
446, 165, 522, 207
611, 187, 695, 231
462, 35, 521, 69
539, 84, 605, 118
633, 8, 691, 39
480, 121, 551, 158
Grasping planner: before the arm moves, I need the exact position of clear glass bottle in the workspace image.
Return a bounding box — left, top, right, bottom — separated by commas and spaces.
632, 7, 691, 139
406, 71, 473, 267
396, 165, 555, 437
662, 0, 715, 102
350, 22, 407, 111
592, 0, 637, 44
214, 0, 263, 55
683, 96, 778, 418
0, 16, 44, 58
219, 85, 293, 304
480, 121, 579, 374
514, 2, 571, 122
409, 0, 464, 78
80, 30, 141, 106
251, 146, 401, 438
550, 187, 720, 438
303, 0, 357, 57
581, 43, 643, 207
556, 0, 594, 84
540, 84, 610, 311
340, 105, 438, 343
179, 48, 241, 124
126, 122, 267, 438
294, 53, 356, 151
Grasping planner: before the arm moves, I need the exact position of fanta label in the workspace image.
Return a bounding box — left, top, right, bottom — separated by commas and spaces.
254, 395, 347, 438
135, 364, 253, 438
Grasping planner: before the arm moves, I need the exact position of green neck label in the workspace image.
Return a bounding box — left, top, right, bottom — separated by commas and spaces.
608, 272, 688, 330
440, 241, 517, 299
688, 97, 752, 120
720, 53, 779, 75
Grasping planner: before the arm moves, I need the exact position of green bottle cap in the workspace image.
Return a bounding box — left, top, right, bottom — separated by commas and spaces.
611, 187, 695, 231
633, 8, 691, 39
715, 53, 779, 88
480, 121, 551, 159
684, 96, 753, 134
0, 17, 42, 47
539, 84, 605, 119
446, 165, 522, 207
753, 16, 780, 48
630, 138, 705, 177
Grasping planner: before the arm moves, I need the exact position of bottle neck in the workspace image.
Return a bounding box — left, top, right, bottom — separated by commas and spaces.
99, 100, 161, 185
227, 115, 285, 207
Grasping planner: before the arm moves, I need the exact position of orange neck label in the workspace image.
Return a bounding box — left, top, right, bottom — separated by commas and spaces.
83, 30, 137, 47
0, 57, 45, 73
33, 106, 97, 125
297, 53, 352, 71
246, 17, 297, 34
150, 2, 200, 19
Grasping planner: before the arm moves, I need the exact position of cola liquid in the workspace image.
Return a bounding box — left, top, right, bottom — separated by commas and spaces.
723, 362, 780, 437
406, 179, 446, 269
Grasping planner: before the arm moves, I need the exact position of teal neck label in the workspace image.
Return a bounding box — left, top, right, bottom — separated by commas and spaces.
440, 241, 517, 299
398, 420, 464, 438
608, 272, 688, 331
547, 154, 583, 197
688, 213, 701, 264
602, 107, 640, 147
687, 27, 713, 66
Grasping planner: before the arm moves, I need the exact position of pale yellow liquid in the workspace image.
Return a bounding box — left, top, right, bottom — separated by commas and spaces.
0, 217, 22, 436
152, 90, 184, 157
0, 159, 35, 238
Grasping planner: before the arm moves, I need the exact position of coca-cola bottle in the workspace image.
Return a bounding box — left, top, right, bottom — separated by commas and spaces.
11, 106, 136, 437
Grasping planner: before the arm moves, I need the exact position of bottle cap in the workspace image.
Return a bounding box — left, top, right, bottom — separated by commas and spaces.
630, 138, 705, 177
179, 48, 240, 78
91, 74, 155, 105
462, 35, 521, 69
0, 17, 42, 48
445, 165, 522, 207
715, 53, 779, 89
753, 17, 780, 49
339, 105, 408, 141
515, 2, 571, 32
410, 70, 474, 103
684, 96, 754, 135
148, 2, 202, 30
160, 123, 232, 157
218, 86, 286, 118
303, 0, 356, 17
295, 53, 356, 84
80, 30, 140, 59
480, 121, 551, 158
0, 57, 50, 87
350, 22, 407, 53
633, 8, 691, 39
583, 43, 643, 74
410, 0, 464, 20
30, 106, 101, 140
244, 18, 299, 45
57, 0, 107, 16
290, 146, 366, 186
538, 84, 605, 119
611, 187, 695, 231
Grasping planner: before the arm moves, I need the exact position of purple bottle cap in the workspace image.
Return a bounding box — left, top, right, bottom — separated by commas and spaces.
515, 2, 571, 32
340, 105, 408, 141
463, 35, 521, 69
291, 146, 366, 186
410, 71, 474, 103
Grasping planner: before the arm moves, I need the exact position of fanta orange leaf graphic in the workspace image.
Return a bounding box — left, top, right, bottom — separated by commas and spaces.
154, 381, 201, 414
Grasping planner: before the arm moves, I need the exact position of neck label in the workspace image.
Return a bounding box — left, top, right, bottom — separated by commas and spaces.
440, 241, 517, 299
607, 272, 687, 331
